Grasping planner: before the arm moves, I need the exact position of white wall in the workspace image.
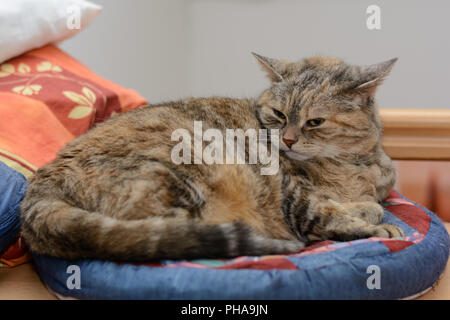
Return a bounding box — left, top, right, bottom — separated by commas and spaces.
61, 0, 450, 109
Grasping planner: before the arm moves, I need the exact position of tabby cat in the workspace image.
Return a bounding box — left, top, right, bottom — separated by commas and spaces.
20, 54, 402, 261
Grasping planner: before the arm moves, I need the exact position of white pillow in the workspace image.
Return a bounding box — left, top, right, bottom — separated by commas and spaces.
0, 0, 101, 63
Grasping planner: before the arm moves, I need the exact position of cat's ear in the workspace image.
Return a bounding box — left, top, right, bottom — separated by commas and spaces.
252, 52, 284, 83
354, 58, 398, 97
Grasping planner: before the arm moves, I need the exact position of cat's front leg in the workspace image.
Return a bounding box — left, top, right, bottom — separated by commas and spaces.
328, 200, 384, 225
303, 196, 404, 242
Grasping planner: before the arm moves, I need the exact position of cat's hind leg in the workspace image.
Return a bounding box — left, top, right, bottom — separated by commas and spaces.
101, 163, 305, 258
104, 161, 206, 220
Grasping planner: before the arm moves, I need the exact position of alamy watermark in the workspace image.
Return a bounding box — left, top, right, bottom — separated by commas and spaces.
366, 265, 381, 290
366, 5, 381, 30
66, 5, 82, 30
66, 265, 81, 290
170, 121, 280, 175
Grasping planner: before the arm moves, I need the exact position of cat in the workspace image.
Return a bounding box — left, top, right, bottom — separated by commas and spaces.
20, 53, 403, 262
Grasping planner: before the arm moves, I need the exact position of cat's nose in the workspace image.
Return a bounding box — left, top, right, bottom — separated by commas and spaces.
283, 126, 299, 148
282, 137, 298, 148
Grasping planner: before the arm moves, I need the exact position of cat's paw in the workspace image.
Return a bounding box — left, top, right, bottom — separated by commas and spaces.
269, 239, 306, 254
250, 237, 305, 255
287, 240, 306, 252
360, 203, 385, 225
372, 223, 404, 238
343, 201, 384, 225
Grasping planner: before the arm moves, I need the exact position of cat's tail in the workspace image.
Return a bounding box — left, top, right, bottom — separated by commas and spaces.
20, 198, 304, 261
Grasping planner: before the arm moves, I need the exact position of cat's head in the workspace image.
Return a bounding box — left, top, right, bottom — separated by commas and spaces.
254, 53, 397, 161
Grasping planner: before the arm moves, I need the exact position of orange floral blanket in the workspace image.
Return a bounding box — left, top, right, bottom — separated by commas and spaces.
0, 45, 148, 267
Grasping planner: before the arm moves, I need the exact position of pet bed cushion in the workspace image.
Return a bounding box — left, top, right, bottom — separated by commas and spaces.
0, 45, 147, 267
0, 163, 27, 256
33, 190, 450, 299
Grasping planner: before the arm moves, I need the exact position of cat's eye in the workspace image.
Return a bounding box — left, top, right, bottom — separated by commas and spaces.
272, 109, 286, 120
305, 118, 325, 127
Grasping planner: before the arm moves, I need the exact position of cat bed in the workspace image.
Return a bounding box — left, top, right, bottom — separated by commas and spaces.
0, 162, 27, 255
32, 190, 450, 300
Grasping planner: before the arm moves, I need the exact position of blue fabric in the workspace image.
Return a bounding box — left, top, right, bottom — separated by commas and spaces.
0, 162, 27, 254
32, 194, 450, 300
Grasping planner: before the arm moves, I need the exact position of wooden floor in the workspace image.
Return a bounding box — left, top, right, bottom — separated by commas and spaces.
0, 263, 56, 300
1, 223, 449, 300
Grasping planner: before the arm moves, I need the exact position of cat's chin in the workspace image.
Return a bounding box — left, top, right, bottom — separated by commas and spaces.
284, 151, 311, 161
